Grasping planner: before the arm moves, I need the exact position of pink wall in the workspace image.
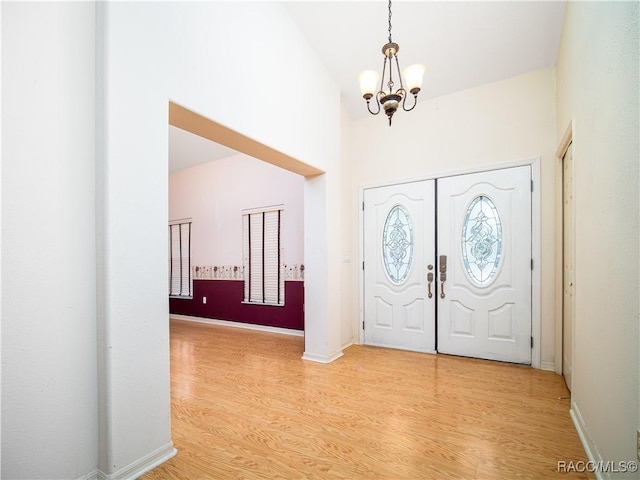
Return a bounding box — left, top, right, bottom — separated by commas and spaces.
169, 152, 305, 266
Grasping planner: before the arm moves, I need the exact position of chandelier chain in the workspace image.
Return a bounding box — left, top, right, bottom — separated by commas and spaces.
388, 0, 393, 43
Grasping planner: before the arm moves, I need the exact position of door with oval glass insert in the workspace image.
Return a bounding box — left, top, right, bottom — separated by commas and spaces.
437, 166, 531, 363
363, 180, 436, 352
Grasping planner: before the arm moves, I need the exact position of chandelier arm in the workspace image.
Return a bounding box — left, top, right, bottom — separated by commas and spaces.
366, 96, 382, 115
401, 90, 419, 112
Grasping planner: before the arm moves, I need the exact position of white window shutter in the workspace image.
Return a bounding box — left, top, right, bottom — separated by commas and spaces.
263, 210, 280, 304
242, 214, 250, 302
179, 223, 191, 296
249, 213, 264, 302
169, 222, 192, 297
169, 224, 181, 295
243, 208, 284, 305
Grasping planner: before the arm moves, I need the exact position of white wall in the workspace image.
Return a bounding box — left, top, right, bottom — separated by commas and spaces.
345, 68, 558, 363
1, 2, 4, 476
0, 0, 3, 472
98, 1, 341, 475
169, 153, 304, 267
556, 2, 639, 473
1, 2, 341, 476
1, 3, 98, 478
340, 104, 357, 348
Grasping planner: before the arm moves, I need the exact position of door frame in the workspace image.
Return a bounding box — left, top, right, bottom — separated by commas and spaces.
358, 157, 542, 369
555, 121, 575, 376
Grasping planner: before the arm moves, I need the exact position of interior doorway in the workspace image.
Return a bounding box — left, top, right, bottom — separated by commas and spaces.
167, 102, 325, 343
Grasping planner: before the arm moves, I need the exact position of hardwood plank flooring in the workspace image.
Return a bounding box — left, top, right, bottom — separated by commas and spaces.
142, 320, 591, 479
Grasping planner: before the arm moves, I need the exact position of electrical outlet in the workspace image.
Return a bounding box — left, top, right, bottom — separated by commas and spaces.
203, 296, 207, 304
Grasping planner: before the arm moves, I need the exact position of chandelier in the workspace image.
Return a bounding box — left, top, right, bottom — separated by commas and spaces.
358, 0, 425, 126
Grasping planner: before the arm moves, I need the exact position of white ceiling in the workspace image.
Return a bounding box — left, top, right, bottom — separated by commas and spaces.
170, 1, 566, 172
169, 125, 238, 173
285, 1, 566, 120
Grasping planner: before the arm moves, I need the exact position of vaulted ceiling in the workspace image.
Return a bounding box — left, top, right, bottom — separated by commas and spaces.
285, 1, 566, 120
170, 1, 566, 172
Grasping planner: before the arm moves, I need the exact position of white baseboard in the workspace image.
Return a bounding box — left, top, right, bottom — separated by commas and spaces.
302, 350, 344, 363
170, 314, 304, 337
97, 443, 177, 480
77, 470, 99, 480
570, 403, 606, 480
341, 340, 355, 350
540, 360, 555, 372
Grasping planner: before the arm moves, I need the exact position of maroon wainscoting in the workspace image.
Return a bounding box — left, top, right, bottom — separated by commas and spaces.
169, 280, 304, 331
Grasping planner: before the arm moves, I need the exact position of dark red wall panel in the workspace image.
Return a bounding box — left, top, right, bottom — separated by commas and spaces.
169, 280, 304, 331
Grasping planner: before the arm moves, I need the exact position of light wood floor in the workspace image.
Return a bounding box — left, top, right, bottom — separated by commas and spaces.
143, 319, 591, 479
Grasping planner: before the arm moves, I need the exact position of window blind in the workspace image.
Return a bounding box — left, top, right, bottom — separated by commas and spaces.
169, 222, 192, 297
243, 208, 283, 305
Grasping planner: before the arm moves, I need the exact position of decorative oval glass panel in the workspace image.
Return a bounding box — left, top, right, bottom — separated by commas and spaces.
462, 195, 503, 286
382, 205, 414, 284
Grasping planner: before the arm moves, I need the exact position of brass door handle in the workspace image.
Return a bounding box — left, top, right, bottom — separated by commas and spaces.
427, 272, 434, 299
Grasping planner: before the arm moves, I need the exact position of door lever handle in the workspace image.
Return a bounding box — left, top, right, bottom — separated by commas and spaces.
427, 272, 434, 299
439, 255, 447, 298
440, 272, 447, 299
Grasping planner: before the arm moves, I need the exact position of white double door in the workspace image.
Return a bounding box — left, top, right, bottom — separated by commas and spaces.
363, 166, 532, 363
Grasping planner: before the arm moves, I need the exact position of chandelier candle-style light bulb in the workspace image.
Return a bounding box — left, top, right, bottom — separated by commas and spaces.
358, 0, 425, 125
